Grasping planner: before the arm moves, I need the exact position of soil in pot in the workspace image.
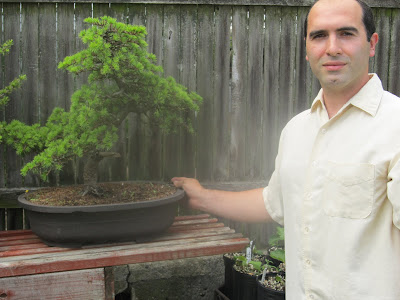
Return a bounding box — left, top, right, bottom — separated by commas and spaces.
257, 273, 285, 300
25, 182, 177, 206
18, 182, 184, 248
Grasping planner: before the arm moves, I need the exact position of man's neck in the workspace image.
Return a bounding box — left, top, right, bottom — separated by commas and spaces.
322, 75, 372, 119
322, 89, 354, 119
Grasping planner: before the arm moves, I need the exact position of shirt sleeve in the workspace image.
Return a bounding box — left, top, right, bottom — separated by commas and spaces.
263, 129, 286, 226
387, 150, 400, 230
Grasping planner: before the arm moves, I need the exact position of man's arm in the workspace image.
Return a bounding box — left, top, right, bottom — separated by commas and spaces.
171, 177, 273, 223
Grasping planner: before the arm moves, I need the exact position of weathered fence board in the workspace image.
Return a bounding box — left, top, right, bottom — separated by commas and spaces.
179, 4, 197, 179
196, 5, 214, 180
263, 6, 282, 179
389, 9, 400, 94
1, 1, 400, 245
230, 6, 248, 180
213, 5, 231, 181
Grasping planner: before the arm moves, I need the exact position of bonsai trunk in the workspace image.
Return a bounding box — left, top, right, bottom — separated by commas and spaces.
82, 152, 121, 197
82, 154, 103, 196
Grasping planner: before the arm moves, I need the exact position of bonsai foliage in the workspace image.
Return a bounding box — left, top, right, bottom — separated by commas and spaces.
0, 40, 27, 142
1, 17, 202, 189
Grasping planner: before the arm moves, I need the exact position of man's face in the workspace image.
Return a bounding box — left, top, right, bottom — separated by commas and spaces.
305, 0, 378, 92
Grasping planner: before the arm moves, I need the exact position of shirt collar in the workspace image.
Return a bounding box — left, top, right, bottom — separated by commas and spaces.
310, 74, 384, 117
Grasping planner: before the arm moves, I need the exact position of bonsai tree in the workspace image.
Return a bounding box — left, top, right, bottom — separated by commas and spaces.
0, 40, 27, 142
1, 16, 202, 196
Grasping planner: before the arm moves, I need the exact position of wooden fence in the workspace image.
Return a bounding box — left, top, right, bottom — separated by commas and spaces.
1, 0, 400, 245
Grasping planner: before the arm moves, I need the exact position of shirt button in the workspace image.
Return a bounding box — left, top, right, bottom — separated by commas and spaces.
305, 227, 310, 233
306, 259, 311, 266
312, 160, 317, 167
321, 128, 327, 134
309, 295, 314, 300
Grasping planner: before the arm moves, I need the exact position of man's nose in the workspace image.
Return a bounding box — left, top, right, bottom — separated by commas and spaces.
326, 36, 342, 56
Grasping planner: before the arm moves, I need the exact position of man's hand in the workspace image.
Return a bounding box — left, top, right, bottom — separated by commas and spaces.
171, 177, 208, 210
172, 177, 271, 223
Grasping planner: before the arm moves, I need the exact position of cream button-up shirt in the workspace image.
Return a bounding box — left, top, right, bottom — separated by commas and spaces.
263, 74, 400, 299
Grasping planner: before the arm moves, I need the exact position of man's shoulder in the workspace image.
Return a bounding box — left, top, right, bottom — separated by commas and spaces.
380, 90, 400, 112
280, 109, 312, 134
287, 109, 312, 125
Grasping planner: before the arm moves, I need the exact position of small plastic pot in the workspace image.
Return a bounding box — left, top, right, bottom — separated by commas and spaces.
257, 274, 285, 300
232, 266, 258, 300
222, 254, 236, 299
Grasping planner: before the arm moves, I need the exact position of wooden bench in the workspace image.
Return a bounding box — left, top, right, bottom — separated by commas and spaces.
0, 214, 249, 299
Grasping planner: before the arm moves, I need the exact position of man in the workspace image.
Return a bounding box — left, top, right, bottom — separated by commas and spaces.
172, 0, 400, 299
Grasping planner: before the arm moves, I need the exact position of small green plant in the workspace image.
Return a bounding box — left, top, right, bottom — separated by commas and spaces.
268, 226, 285, 263
1, 16, 202, 196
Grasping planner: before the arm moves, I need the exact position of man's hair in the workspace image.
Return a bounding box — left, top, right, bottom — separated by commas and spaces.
303, 0, 376, 41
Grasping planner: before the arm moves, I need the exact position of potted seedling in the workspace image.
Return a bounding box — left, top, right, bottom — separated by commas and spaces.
0, 16, 202, 247
230, 241, 267, 300
257, 226, 286, 299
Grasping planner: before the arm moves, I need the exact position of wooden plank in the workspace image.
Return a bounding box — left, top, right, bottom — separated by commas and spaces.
0, 268, 107, 300
0, 229, 32, 238
0, 243, 49, 253
0, 237, 249, 277
0, 237, 41, 247
173, 213, 211, 221
162, 4, 181, 181
213, 5, 231, 181
299, 6, 320, 106
155, 230, 241, 242
0, 233, 246, 263
38, 3, 57, 123
179, 4, 198, 179
56, 3, 76, 186
143, 4, 164, 180
245, 6, 264, 180
74, 3, 92, 89
263, 6, 281, 179
0, 245, 70, 258
279, 7, 297, 130
388, 9, 400, 96
126, 3, 147, 181
372, 8, 392, 90
171, 217, 218, 226
167, 222, 225, 232
20, 3, 39, 136
0, 231, 36, 241
3, 3, 23, 188
56, 3, 75, 110
196, 5, 215, 180
294, 6, 310, 114
230, 6, 248, 180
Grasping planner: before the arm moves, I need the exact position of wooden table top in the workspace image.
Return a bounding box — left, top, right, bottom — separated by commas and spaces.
0, 214, 249, 278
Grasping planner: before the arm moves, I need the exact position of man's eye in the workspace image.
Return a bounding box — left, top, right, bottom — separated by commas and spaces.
341, 31, 354, 36
312, 34, 325, 39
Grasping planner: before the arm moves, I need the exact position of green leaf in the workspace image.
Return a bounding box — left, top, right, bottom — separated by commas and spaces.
269, 249, 285, 263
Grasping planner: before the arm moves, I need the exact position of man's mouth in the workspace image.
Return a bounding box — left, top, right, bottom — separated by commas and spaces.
322, 62, 346, 71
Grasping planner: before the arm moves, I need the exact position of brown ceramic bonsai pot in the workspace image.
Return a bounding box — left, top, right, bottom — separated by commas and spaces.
18, 186, 184, 248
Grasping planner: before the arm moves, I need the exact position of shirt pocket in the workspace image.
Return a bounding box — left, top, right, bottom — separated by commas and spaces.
323, 161, 375, 219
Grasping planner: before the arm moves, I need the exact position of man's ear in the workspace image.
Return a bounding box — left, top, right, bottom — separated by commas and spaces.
369, 33, 379, 57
